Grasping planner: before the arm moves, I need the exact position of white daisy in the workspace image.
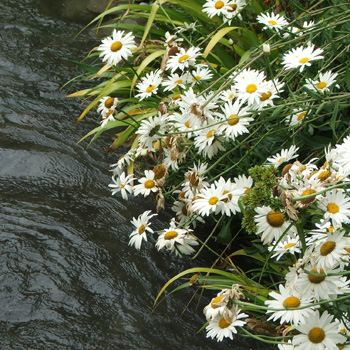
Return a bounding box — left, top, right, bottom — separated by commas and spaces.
222, 0, 246, 23
135, 113, 168, 151
97, 96, 119, 118
100, 111, 116, 128
257, 12, 289, 31
282, 44, 324, 72
305, 70, 338, 93
202, 0, 231, 18
166, 47, 201, 73
285, 106, 309, 127
265, 284, 317, 326
162, 72, 189, 91
110, 149, 135, 176
317, 189, 350, 228
233, 68, 269, 106
189, 66, 214, 85
108, 172, 134, 200
133, 170, 159, 197
163, 31, 183, 48
233, 174, 253, 195
254, 206, 297, 244
219, 88, 237, 102
193, 126, 226, 159
266, 145, 299, 168
98, 30, 137, 66
135, 69, 163, 101
205, 307, 248, 342
293, 310, 346, 350
268, 235, 301, 261
217, 100, 253, 140
129, 210, 157, 250
251, 78, 285, 110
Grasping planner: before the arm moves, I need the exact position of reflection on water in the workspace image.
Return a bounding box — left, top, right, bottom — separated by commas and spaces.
0, 0, 268, 349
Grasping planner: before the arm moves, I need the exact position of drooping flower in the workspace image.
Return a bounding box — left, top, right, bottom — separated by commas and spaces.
129, 210, 157, 250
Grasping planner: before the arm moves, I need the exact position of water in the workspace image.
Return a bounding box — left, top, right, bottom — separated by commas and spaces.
0, 1, 268, 349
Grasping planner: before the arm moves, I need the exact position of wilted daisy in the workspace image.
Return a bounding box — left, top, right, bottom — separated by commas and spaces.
136, 113, 168, 151
202, 0, 231, 18
133, 170, 159, 197
166, 46, 201, 73
317, 189, 350, 228
268, 235, 301, 261
265, 284, 317, 325
97, 96, 119, 118
129, 210, 157, 250
266, 145, 299, 168
205, 307, 248, 342
257, 12, 289, 31
108, 172, 134, 200
293, 310, 346, 350
189, 65, 213, 85
314, 230, 348, 270
162, 72, 189, 91
135, 69, 163, 101
98, 30, 137, 66
282, 44, 324, 72
218, 100, 253, 140
233, 68, 269, 105
304, 71, 338, 93
254, 206, 297, 244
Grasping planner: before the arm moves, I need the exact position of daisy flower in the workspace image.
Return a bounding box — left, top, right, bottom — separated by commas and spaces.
268, 235, 301, 261
110, 149, 135, 176
219, 88, 237, 102
217, 100, 253, 140
133, 170, 159, 197
265, 284, 317, 326
98, 30, 137, 66
97, 96, 119, 118
293, 310, 346, 350
282, 44, 324, 72
317, 189, 350, 228
205, 307, 248, 342
314, 230, 348, 270
162, 72, 189, 91
257, 12, 289, 31
305, 71, 338, 93
129, 210, 157, 250
251, 78, 285, 110
193, 126, 226, 159
202, 0, 231, 18
233, 68, 269, 106
266, 145, 299, 168
222, 0, 246, 23
108, 172, 134, 200
135, 113, 168, 151
285, 106, 309, 127
189, 66, 214, 85
166, 47, 201, 73
100, 111, 115, 128
336, 135, 350, 175
296, 266, 344, 300
233, 174, 253, 195
163, 31, 183, 48
192, 184, 226, 217
135, 69, 163, 101
254, 206, 297, 244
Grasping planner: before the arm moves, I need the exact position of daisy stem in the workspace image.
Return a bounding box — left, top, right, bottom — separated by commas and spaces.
295, 220, 307, 254
240, 328, 292, 344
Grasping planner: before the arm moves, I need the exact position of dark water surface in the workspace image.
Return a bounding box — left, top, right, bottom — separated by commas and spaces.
0, 1, 266, 349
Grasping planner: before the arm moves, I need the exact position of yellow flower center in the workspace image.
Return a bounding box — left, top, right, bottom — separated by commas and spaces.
317, 81, 327, 89
173, 93, 181, 100
300, 189, 316, 205
178, 54, 190, 63
215, 0, 225, 9
282, 163, 293, 177
320, 241, 336, 256
327, 202, 339, 214
297, 111, 306, 121
104, 97, 115, 108
299, 57, 309, 64
246, 84, 257, 93
164, 230, 178, 240
228, 114, 239, 125
209, 196, 219, 205
211, 295, 223, 308
146, 85, 155, 93
184, 121, 190, 128
120, 184, 125, 189
244, 187, 250, 194
174, 79, 183, 84
308, 327, 325, 344
144, 179, 155, 189
111, 41, 123, 52
308, 268, 326, 284
268, 20, 277, 26
260, 91, 272, 101
167, 37, 175, 46
222, 190, 232, 203
138, 224, 146, 234
192, 75, 202, 81
284, 242, 296, 249
206, 129, 215, 138
266, 211, 284, 227
318, 170, 331, 181
218, 317, 232, 329
282, 296, 301, 308
228, 4, 237, 12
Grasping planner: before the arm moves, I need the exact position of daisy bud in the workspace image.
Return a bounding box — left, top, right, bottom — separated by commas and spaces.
263, 43, 271, 54
228, 38, 234, 45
